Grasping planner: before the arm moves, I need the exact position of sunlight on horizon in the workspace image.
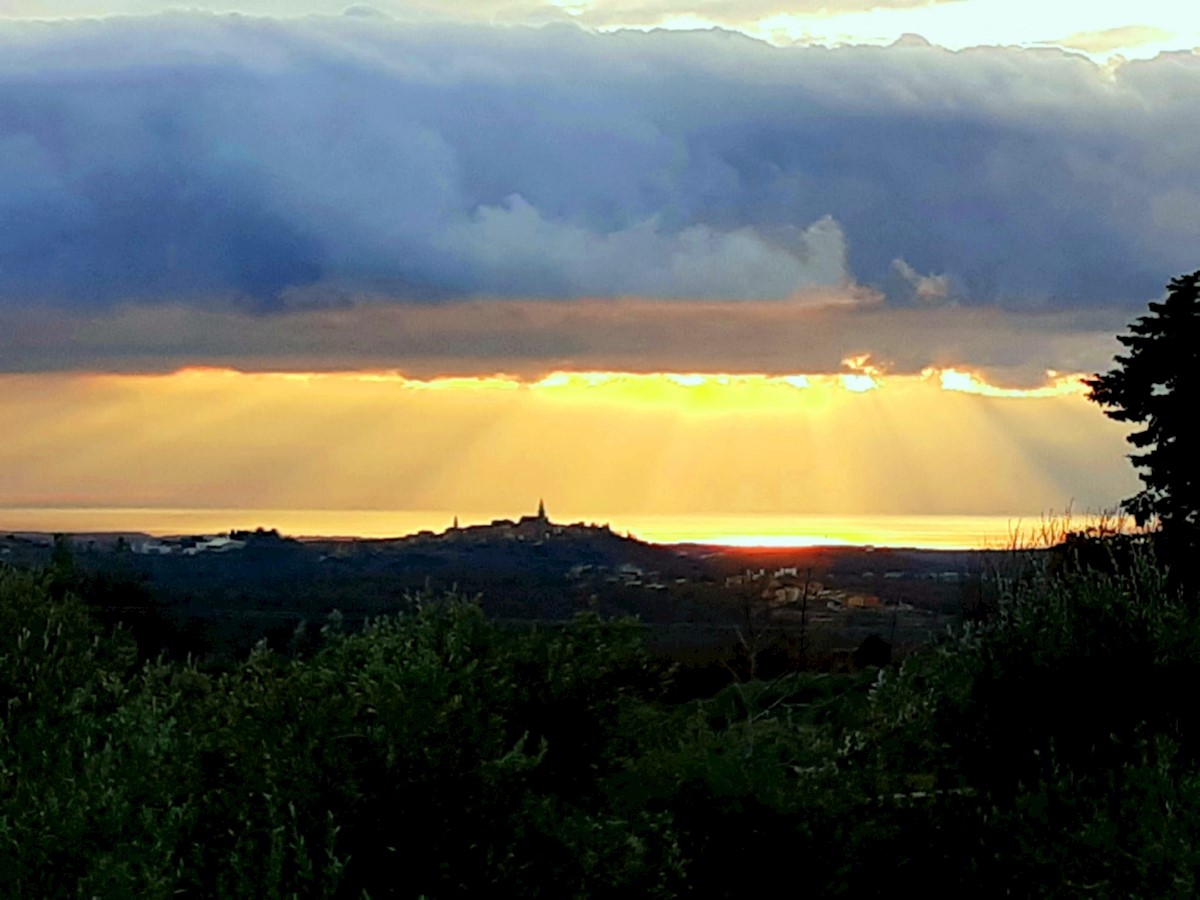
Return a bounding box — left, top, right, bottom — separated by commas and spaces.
0, 507, 1123, 551
0, 367, 1138, 536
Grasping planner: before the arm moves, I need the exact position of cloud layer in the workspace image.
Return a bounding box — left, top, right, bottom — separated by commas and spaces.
0, 1, 962, 26
0, 297, 1129, 386
2, 14, 1198, 322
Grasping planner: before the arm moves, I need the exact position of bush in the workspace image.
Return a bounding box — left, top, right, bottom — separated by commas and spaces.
7, 546, 1200, 897
0, 576, 680, 896
864, 542, 1200, 894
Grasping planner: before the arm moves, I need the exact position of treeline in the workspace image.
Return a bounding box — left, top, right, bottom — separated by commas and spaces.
3, 543, 1200, 897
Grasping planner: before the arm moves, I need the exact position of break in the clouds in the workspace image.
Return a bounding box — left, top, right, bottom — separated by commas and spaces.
1051, 25, 1176, 55
2, 15, 1199, 318
7, 1, 1195, 62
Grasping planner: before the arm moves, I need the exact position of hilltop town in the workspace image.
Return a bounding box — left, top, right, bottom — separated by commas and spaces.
0, 501, 611, 559
1, 502, 984, 669
397, 500, 618, 546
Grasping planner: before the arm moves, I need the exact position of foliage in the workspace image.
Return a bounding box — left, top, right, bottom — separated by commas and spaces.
5, 543, 1200, 896
46, 534, 196, 662
867, 543, 1200, 894
1087, 269, 1200, 571
0, 572, 676, 897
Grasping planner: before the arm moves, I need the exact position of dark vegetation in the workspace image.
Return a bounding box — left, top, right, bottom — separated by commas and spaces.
2, 270, 1199, 896
1087, 269, 1200, 583
3, 529, 971, 677
4, 537, 1200, 897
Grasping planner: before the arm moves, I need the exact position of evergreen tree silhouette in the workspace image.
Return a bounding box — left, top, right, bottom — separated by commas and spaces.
1087, 270, 1200, 585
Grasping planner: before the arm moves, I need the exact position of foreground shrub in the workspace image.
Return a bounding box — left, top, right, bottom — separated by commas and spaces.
6, 544, 1200, 897
865, 544, 1200, 894
0, 576, 678, 897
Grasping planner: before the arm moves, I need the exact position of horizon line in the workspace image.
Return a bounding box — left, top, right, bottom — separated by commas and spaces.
0, 506, 1132, 552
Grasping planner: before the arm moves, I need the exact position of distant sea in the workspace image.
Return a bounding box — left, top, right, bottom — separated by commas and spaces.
0, 508, 1096, 550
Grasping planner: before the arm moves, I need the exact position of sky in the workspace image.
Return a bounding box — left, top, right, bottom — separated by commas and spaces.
1, 1, 1193, 543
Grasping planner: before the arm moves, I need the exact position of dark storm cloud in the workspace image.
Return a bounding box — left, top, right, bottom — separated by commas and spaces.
0, 14, 1196, 316
0, 297, 1130, 387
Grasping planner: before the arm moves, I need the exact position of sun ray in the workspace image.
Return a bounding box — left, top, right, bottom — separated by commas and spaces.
0, 367, 1139, 546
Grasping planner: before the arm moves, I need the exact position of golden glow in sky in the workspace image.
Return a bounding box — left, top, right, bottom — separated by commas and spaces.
929, 368, 1088, 399
0, 366, 1137, 546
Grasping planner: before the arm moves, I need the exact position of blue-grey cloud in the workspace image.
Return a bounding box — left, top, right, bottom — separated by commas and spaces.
0, 1, 961, 25
0, 297, 1130, 385
0, 14, 1197, 312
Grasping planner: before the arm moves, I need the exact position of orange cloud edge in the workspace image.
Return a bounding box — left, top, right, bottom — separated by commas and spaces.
144, 363, 1090, 399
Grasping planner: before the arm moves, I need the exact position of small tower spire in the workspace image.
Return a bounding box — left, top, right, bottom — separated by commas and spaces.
537, 498, 546, 520
452, 515, 459, 529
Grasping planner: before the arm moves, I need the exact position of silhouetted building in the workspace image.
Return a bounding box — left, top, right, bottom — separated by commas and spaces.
430, 502, 610, 545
